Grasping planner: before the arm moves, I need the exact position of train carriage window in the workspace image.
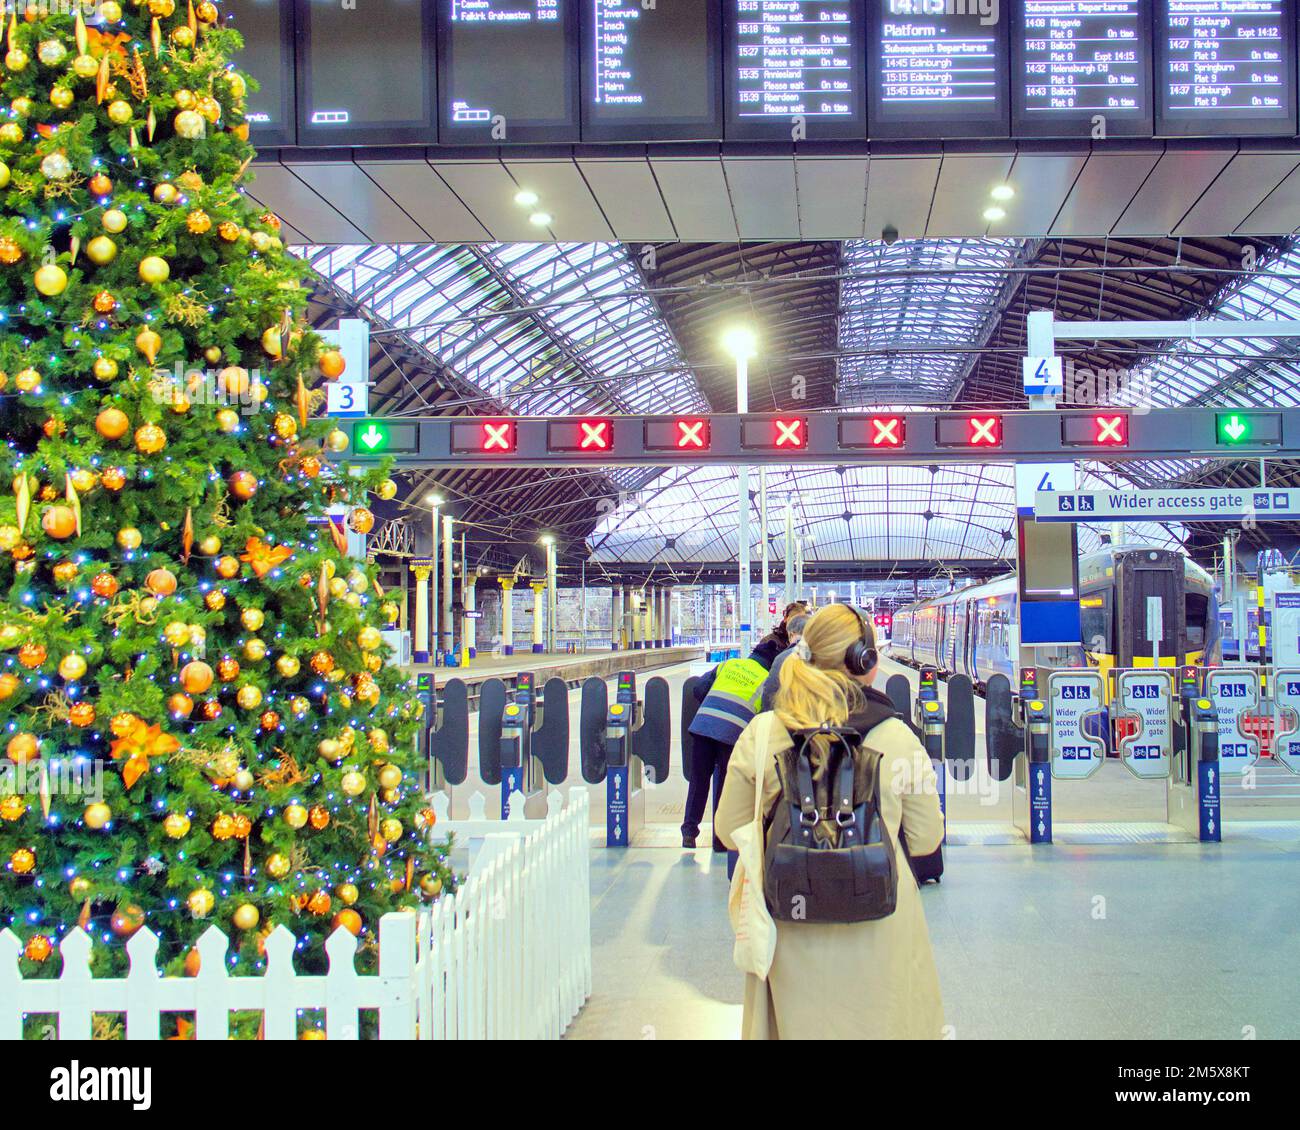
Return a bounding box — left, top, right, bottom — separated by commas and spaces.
1185, 593, 1209, 650
1080, 592, 1113, 655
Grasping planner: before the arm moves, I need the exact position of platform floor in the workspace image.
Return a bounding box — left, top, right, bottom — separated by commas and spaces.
567, 834, 1300, 1040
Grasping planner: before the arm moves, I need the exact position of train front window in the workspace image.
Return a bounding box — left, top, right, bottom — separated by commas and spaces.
1080, 592, 1112, 655
1185, 593, 1209, 650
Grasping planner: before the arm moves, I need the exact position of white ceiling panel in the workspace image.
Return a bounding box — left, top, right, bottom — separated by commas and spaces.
245, 162, 367, 244
794, 157, 867, 239
1174, 150, 1300, 236
429, 160, 540, 242
1050, 150, 1160, 235
1112, 148, 1235, 236
501, 159, 614, 242
995, 152, 1087, 236
1236, 162, 1300, 235
863, 156, 941, 240
724, 157, 799, 239
926, 154, 1015, 237
284, 160, 431, 243
356, 158, 491, 242
575, 158, 676, 241
648, 157, 737, 241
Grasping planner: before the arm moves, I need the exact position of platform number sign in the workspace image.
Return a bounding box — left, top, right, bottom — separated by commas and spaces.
1116, 670, 1173, 779
1205, 668, 1261, 775
1046, 670, 1106, 779
322, 318, 370, 419
1270, 670, 1300, 776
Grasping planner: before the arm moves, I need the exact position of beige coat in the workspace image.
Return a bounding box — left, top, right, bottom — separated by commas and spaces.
715, 711, 946, 1040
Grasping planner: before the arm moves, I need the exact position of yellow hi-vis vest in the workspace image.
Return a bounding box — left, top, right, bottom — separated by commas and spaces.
689, 656, 768, 745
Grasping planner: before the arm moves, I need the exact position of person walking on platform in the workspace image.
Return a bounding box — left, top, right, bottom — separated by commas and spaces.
758, 611, 809, 712
715, 603, 945, 1039
682, 648, 769, 851
750, 601, 809, 669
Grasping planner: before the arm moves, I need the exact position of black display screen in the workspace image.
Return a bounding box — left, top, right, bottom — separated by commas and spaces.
1155, 0, 1296, 135
438, 0, 580, 143
1012, 0, 1152, 136
582, 0, 723, 140
295, 0, 437, 145
724, 0, 867, 140
225, 0, 296, 146
867, 0, 1010, 137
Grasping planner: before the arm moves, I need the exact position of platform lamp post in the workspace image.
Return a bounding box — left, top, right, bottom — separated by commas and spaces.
722, 324, 758, 655
425, 492, 443, 666
540, 534, 557, 653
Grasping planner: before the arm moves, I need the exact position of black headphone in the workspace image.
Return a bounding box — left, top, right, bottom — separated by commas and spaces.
843, 606, 879, 676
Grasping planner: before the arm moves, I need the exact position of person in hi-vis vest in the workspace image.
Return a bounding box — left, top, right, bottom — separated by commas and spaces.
683, 652, 768, 850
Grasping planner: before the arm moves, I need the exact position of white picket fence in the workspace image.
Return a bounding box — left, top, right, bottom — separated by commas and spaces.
0, 789, 590, 1040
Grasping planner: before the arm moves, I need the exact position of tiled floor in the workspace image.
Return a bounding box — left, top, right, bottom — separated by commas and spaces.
564, 834, 1300, 1040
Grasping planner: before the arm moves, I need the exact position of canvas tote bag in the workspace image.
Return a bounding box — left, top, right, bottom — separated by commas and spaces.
727, 713, 778, 979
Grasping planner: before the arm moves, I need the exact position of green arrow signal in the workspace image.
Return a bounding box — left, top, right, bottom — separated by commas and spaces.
358, 423, 386, 451
1217, 413, 1251, 445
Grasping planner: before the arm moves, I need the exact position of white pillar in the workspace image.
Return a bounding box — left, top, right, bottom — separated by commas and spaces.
429, 504, 440, 663
531, 582, 546, 654
499, 577, 515, 656
464, 567, 476, 660
546, 542, 558, 652
643, 590, 654, 648
784, 500, 795, 606
623, 584, 634, 649
760, 468, 769, 637
441, 514, 454, 661
611, 585, 622, 651
412, 563, 431, 663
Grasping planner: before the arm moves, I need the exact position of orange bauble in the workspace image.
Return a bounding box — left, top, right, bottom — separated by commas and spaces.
135, 423, 167, 454
331, 909, 362, 936
184, 948, 201, 977
100, 467, 126, 491
95, 406, 130, 439
110, 904, 145, 938
40, 506, 76, 540
348, 507, 374, 534
68, 702, 96, 728
17, 642, 45, 669
88, 173, 113, 195
216, 657, 240, 682
299, 455, 321, 478
215, 556, 240, 579
145, 568, 177, 596
90, 571, 119, 598
179, 660, 214, 694
168, 693, 194, 718
228, 470, 258, 500
23, 934, 52, 962
309, 651, 335, 675
318, 349, 346, 379
306, 891, 332, 916
6, 732, 39, 764
259, 710, 280, 731
92, 290, 117, 314
199, 700, 223, 721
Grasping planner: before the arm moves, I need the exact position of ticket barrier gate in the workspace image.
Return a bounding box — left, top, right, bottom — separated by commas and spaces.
478, 672, 569, 819
996, 666, 1222, 843
425, 677, 469, 794
582, 671, 671, 846
1270, 669, 1300, 776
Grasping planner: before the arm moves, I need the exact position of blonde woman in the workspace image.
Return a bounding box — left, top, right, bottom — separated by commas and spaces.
715, 603, 945, 1040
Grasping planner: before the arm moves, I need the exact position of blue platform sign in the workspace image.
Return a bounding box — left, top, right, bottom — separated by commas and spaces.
1030, 763, 1052, 844
1198, 761, 1220, 842
502, 766, 524, 821
607, 766, 629, 847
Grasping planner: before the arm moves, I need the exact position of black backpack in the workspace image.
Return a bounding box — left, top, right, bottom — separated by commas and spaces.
762, 723, 898, 924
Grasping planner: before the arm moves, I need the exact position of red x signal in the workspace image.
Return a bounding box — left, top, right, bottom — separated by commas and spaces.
675, 418, 709, 449
481, 420, 516, 452
579, 419, 610, 450
967, 416, 1002, 447
1093, 414, 1128, 446
868, 415, 905, 448
773, 418, 807, 448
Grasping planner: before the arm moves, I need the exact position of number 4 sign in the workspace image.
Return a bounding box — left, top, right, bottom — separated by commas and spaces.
322, 318, 370, 419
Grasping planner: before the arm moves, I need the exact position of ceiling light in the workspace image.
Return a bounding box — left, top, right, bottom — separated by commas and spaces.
529, 211, 552, 227
990, 184, 1014, 202
983, 206, 1006, 222
514, 189, 539, 207
720, 324, 759, 361
426, 493, 444, 506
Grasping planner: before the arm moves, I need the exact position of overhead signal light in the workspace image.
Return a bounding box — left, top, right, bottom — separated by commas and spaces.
740, 416, 808, 451
936, 414, 1003, 448
1214, 412, 1282, 448
1061, 412, 1129, 448
547, 418, 613, 453
451, 419, 516, 454
644, 417, 712, 452
839, 415, 906, 449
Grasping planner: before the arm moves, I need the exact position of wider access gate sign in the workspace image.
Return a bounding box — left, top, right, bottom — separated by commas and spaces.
1035, 488, 1300, 522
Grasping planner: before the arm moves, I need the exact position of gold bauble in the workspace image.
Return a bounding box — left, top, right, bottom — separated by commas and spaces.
85, 235, 117, 265
58, 653, 87, 681
186, 208, 211, 234
134, 423, 167, 454
276, 654, 301, 678
152, 182, 178, 205
135, 327, 162, 364
163, 620, 190, 647
116, 526, 142, 550
186, 889, 215, 918
265, 853, 290, 878
240, 608, 265, 632
73, 53, 99, 78
236, 685, 263, 711
357, 626, 383, 651
232, 904, 259, 931
216, 408, 240, 433
328, 576, 348, 599
283, 804, 308, 829
198, 534, 222, 556
101, 208, 128, 234
93, 356, 119, 381
83, 802, 112, 830
340, 770, 366, 797
49, 86, 74, 110
4, 49, 28, 73
163, 813, 191, 839
173, 109, 205, 139
33, 264, 68, 296
380, 601, 399, 623
377, 478, 398, 500
379, 818, 403, 843
243, 639, 267, 662
325, 428, 349, 453
0, 123, 22, 144
138, 255, 170, 284
419, 874, 444, 899
317, 738, 343, 762
378, 763, 403, 789
107, 99, 133, 124
336, 883, 359, 906
261, 326, 283, 357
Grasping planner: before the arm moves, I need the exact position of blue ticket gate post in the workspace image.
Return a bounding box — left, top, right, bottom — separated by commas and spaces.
916, 667, 946, 840
478, 672, 569, 819
581, 671, 671, 846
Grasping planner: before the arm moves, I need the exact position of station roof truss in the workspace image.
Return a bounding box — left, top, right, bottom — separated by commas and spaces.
307, 231, 1300, 577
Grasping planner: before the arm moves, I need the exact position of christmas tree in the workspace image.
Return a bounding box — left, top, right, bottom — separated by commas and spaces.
0, 0, 452, 992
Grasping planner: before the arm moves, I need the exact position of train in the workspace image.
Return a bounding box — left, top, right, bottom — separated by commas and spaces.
889, 547, 1221, 690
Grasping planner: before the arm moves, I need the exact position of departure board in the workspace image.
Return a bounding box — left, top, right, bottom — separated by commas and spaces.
724, 0, 867, 140
868, 0, 1010, 137
1012, 0, 1153, 136
438, 0, 580, 143
1155, 0, 1296, 134
226, 0, 295, 146
295, 0, 436, 145
582, 0, 723, 140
